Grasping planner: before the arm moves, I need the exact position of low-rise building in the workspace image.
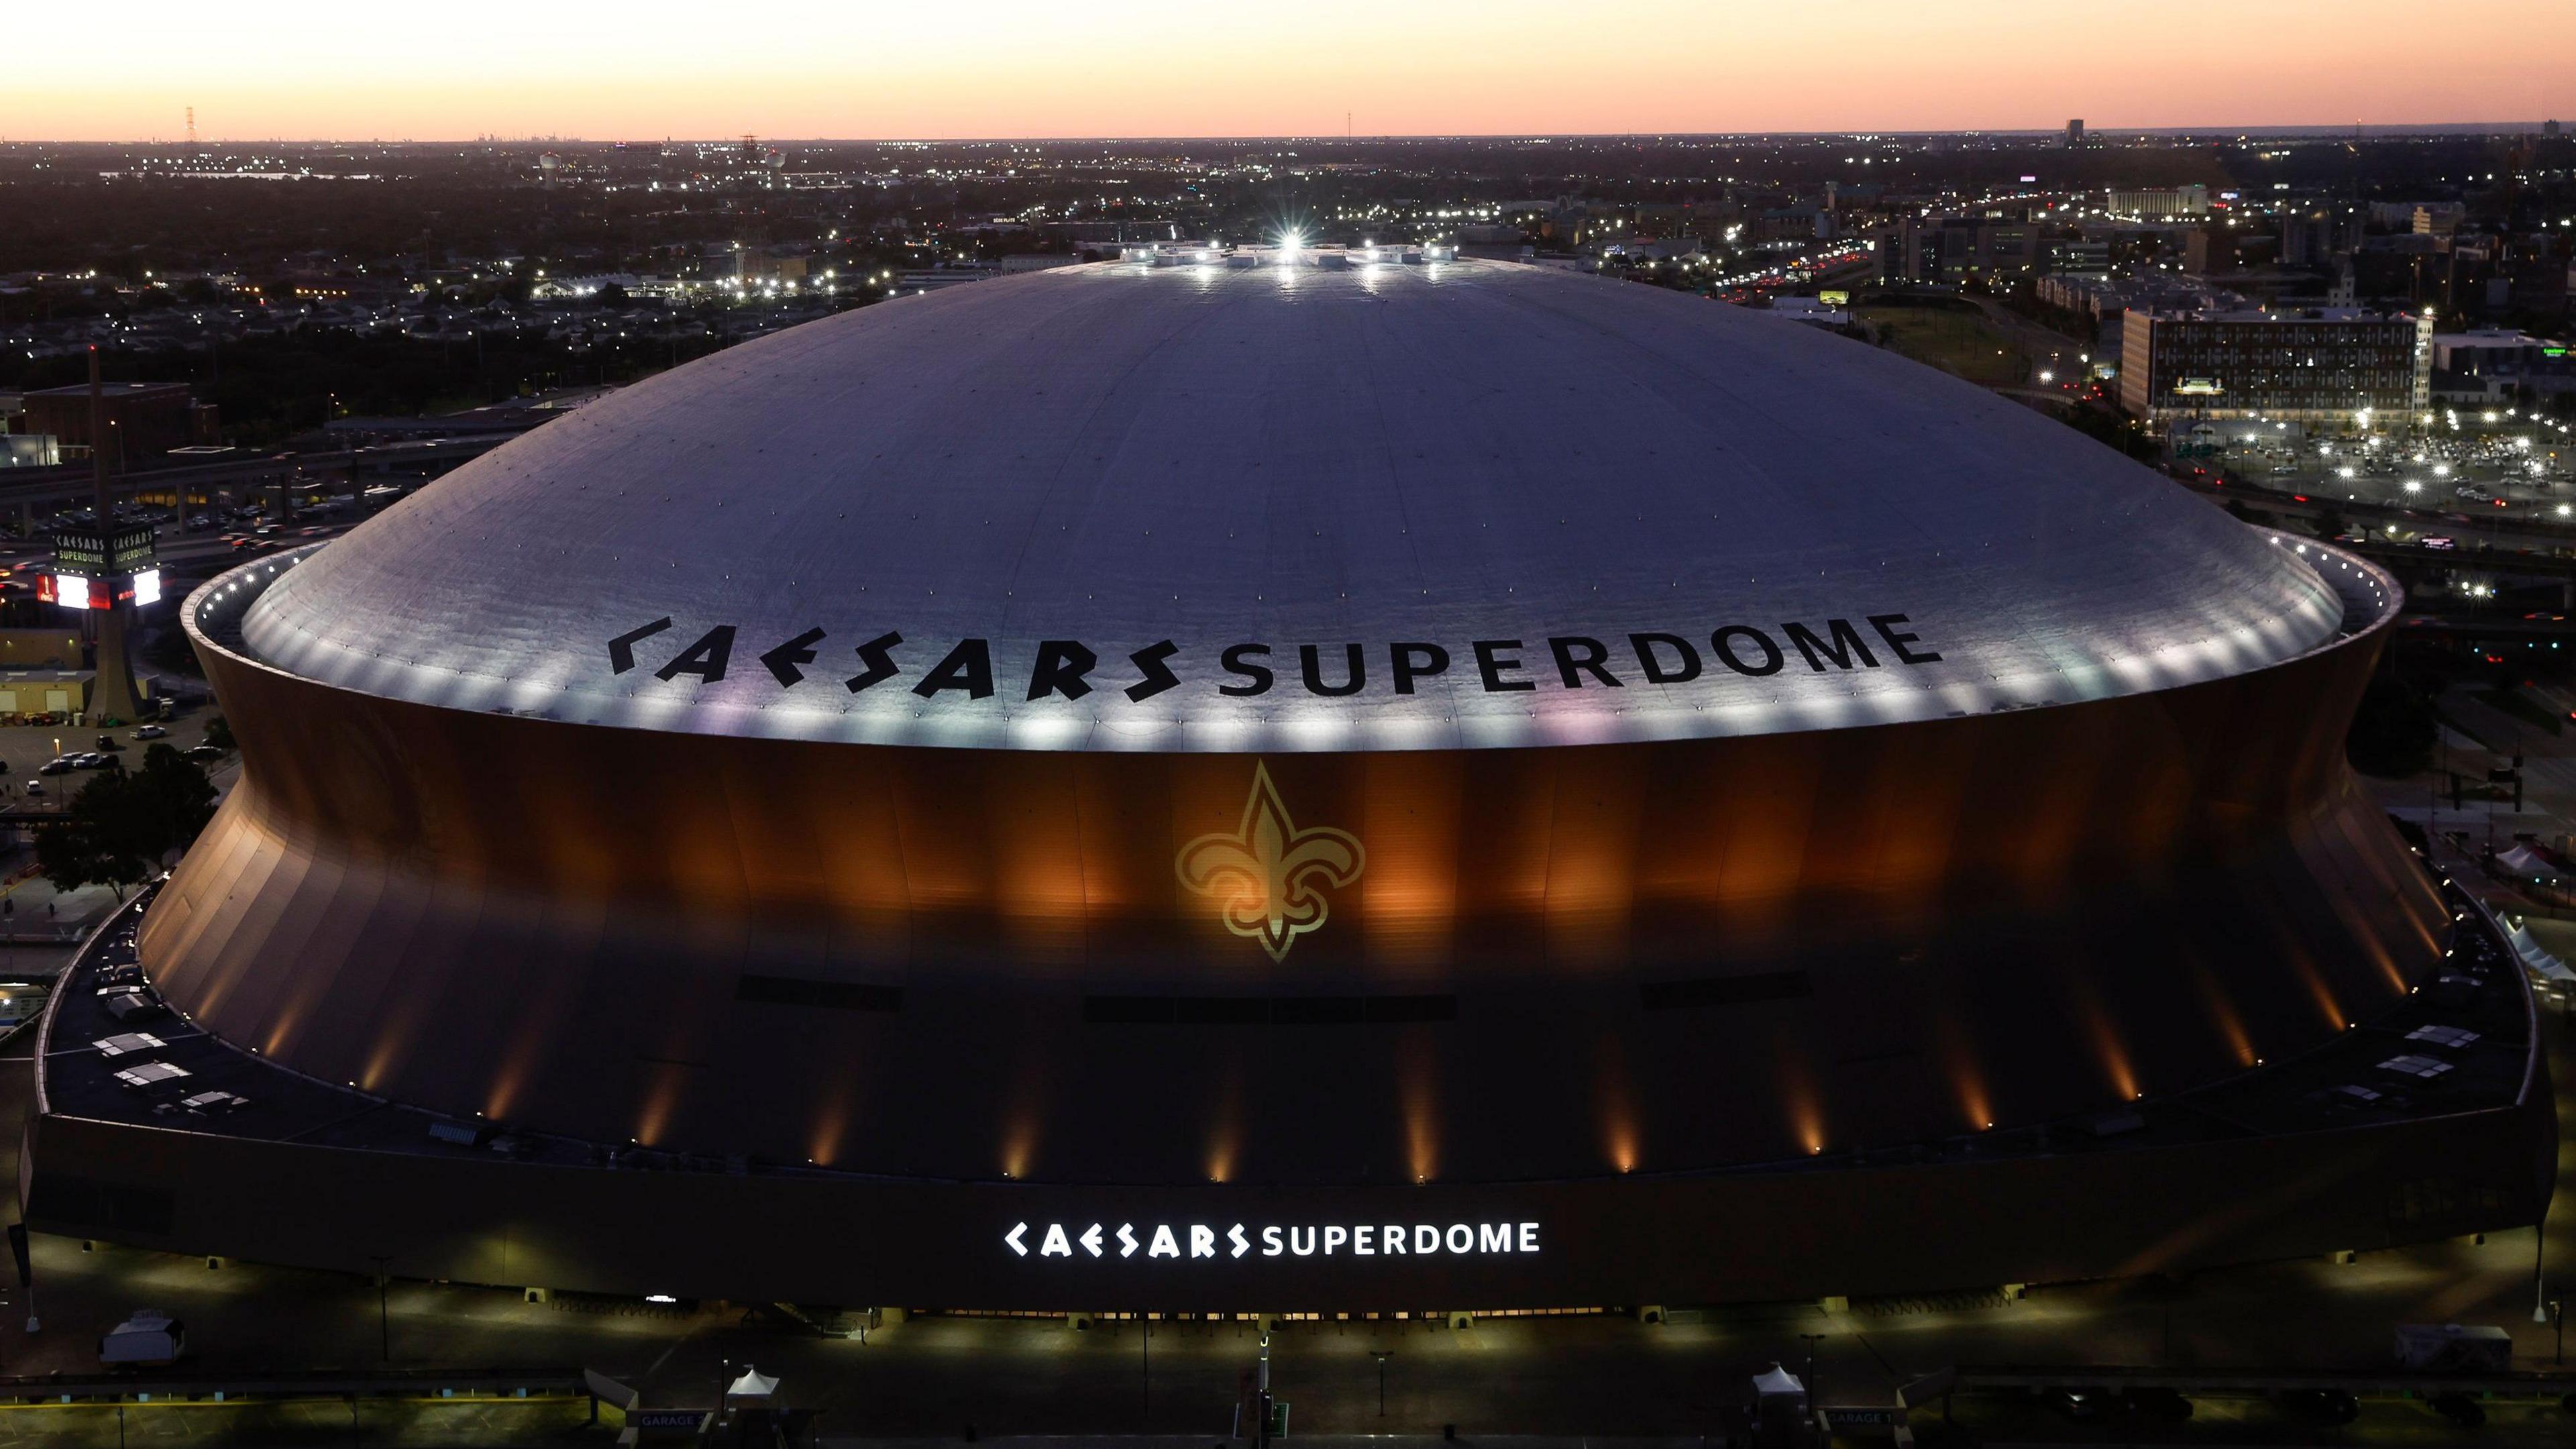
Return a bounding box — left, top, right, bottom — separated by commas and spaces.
2432, 329, 2549, 376
0, 436, 56, 468
19, 382, 213, 464
1767, 296, 1849, 327
0, 667, 158, 720
2037, 274, 2242, 323
2428, 329, 2576, 402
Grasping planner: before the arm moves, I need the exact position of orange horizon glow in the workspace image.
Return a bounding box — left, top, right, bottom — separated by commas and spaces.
8, 2, 2573, 144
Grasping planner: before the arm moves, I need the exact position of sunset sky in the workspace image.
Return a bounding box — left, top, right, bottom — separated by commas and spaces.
9, 1, 2572, 142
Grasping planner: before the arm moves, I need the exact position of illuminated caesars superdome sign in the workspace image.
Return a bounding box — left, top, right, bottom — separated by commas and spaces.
1007, 1219, 1543, 1263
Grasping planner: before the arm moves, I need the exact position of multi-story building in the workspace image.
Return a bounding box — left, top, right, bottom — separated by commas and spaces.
1756, 207, 1830, 243
1974, 222, 2039, 275
2412, 203, 2465, 237
1880, 219, 1949, 282
2184, 228, 2237, 276
1880, 217, 2041, 283
2118, 306, 2432, 430
2279, 203, 2361, 270
2044, 239, 2111, 274
2036, 273, 2114, 313
2106, 184, 2210, 219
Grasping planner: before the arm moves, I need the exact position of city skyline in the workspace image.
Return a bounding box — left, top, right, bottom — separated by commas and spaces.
8, 0, 2572, 142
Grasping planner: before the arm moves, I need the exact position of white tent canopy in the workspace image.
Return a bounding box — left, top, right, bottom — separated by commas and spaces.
726, 1367, 780, 1399
1752, 1365, 1805, 1399
2496, 845, 2565, 882
2505, 916, 2576, 983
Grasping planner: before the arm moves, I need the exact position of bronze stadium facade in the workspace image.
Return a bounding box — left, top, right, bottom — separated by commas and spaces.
23, 253, 2553, 1313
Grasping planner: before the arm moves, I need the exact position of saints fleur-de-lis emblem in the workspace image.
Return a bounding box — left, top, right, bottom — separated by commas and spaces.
1177, 763, 1366, 962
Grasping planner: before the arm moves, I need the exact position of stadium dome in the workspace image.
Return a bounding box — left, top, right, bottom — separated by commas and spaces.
235, 258, 2351, 751
69, 255, 2502, 1311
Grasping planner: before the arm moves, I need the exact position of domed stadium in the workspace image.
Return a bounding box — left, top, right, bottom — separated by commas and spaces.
26, 254, 2548, 1312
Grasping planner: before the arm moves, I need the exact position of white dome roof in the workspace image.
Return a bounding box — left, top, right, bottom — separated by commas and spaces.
235, 258, 2345, 751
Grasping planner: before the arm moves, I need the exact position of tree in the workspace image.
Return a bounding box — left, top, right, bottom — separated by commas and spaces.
39, 777, 152, 902
203, 715, 236, 751
135, 743, 218, 857
35, 747, 219, 902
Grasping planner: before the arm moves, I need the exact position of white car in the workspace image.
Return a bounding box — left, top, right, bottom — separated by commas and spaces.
133, 725, 168, 740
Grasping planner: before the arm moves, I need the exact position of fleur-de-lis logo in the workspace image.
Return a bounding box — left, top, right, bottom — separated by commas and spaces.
1177, 763, 1366, 963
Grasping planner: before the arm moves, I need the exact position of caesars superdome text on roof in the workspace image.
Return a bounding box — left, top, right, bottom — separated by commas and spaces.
602, 614, 1945, 700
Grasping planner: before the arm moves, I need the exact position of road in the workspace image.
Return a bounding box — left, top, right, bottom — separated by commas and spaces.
1957, 292, 2097, 386
0, 436, 503, 531
2167, 475, 2576, 599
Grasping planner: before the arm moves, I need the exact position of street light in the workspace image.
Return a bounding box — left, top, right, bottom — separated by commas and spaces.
1371, 1349, 1394, 1417
1256, 1330, 1273, 1449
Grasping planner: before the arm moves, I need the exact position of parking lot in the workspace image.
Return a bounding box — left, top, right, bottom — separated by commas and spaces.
2191, 415, 2576, 533
0, 704, 231, 802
